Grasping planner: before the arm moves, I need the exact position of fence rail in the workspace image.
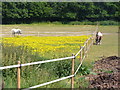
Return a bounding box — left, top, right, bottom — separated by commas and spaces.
1, 25, 98, 89
0, 56, 75, 70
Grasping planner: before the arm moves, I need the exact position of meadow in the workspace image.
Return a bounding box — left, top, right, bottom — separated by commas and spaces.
1, 24, 118, 88
2, 35, 90, 88
2, 23, 96, 37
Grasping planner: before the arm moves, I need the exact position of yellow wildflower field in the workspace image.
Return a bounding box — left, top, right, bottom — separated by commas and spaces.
2, 35, 90, 88
2, 36, 89, 58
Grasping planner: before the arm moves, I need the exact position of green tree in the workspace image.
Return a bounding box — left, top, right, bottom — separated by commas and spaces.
2, 2, 119, 24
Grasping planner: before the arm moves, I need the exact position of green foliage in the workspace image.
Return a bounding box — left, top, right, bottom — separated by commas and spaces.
68, 21, 118, 25
53, 60, 71, 78
97, 69, 113, 73
104, 70, 113, 73
2, 2, 119, 24
2, 43, 94, 88
30, 20, 118, 25
99, 20, 118, 25
2, 45, 51, 88
78, 65, 91, 76
77, 77, 89, 88
52, 21, 62, 25
2, 45, 72, 88
69, 21, 82, 25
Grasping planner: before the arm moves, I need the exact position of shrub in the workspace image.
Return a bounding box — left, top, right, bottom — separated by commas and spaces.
52, 21, 62, 25
99, 21, 118, 25
68, 20, 118, 25
69, 21, 82, 25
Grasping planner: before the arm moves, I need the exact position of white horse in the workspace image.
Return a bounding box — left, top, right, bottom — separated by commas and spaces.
11, 28, 22, 36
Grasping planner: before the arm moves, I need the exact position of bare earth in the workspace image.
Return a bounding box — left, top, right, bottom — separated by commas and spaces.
88, 56, 120, 89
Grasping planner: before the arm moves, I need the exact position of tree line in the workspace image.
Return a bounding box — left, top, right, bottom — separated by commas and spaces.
2, 2, 119, 24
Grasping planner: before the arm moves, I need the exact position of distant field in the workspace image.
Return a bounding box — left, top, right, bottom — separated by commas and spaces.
2, 24, 96, 37
83, 25, 118, 68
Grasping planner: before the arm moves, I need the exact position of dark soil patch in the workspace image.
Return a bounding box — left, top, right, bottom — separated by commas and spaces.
88, 56, 120, 89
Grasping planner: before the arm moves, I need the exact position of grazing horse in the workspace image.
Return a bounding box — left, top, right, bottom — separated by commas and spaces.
11, 28, 22, 37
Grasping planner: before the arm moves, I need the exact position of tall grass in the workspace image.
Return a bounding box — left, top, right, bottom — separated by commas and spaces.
2, 43, 91, 88
2, 44, 72, 88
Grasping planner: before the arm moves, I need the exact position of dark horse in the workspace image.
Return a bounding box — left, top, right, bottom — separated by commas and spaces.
95, 32, 102, 45
96, 36, 102, 45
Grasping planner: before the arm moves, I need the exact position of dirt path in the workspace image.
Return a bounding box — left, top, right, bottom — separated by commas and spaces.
1, 31, 116, 37
88, 56, 119, 89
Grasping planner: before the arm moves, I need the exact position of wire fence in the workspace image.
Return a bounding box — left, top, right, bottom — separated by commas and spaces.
0, 25, 98, 89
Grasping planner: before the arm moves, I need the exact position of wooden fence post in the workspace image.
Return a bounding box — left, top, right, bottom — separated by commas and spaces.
83, 46, 85, 57
86, 41, 88, 57
71, 54, 75, 89
17, 61, 21, 90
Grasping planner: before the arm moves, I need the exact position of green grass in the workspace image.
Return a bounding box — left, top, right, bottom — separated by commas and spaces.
2, 23, 96, 32
75, 25, 118, 88
83, 26, 118, 68
2, 24, 96, 37
99, 25, 118, 33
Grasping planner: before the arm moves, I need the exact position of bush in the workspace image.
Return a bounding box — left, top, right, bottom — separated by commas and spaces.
68, 20, 118, 25
69, 21, 82, 25
99, 21, 118, 25
52, 21, 62, 25
53, 60, 71, 78
78, 65, 91, 75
